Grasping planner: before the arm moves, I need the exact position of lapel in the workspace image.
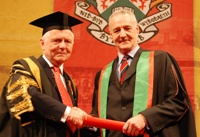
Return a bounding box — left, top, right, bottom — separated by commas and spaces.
37, 56, 56, 86
123, 48, 143, 83
63, 70, 77, 106
109, 58, 119, 88
109, 57, 124, 89
37, 56, 77, 106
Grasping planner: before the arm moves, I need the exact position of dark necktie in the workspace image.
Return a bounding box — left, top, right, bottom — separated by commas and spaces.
120, 56, 129, 84
53, 66, 73, 107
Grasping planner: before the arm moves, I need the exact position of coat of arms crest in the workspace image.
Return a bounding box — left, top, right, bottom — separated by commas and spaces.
75, 0, 172, 46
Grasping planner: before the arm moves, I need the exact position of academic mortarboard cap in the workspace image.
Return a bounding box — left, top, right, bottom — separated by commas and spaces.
29, 11, 83, 35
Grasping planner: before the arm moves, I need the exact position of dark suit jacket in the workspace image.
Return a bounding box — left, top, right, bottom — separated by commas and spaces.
91, 48, 196, 137
28, 56, 78, 137
0, 56, 78, 137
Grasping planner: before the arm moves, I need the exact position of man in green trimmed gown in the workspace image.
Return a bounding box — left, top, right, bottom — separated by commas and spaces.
86, 9, 197, 137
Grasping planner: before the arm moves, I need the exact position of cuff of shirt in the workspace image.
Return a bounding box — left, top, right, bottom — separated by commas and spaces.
60, 106, 71, 123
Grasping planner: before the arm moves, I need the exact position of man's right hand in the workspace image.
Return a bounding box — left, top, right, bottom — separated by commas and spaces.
66, 107, 87, 128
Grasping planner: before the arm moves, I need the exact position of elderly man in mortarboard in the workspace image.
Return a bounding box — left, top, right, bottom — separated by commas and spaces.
0, 11, 87, 137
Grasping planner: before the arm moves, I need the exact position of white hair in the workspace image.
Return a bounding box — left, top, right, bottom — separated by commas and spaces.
41, 29, 74, 42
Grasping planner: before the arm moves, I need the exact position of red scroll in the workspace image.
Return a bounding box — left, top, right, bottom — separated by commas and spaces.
83, 115, 125, 131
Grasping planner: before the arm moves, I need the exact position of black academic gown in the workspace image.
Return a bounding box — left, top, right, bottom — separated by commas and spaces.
0, 56, 78, 137
90, 48, 196, 137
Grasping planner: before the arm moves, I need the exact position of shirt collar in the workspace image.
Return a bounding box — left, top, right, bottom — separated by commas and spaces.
42, 55, 64, 74
117, 45, 140, 65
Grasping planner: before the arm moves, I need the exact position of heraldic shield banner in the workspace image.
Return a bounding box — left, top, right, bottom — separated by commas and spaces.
54, 0, 195, 117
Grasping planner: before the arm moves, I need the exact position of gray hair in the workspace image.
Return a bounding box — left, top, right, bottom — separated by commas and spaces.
108, 8, 138, 27
41, 29, 74, 42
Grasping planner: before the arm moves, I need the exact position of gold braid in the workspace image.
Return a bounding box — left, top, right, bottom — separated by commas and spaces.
6, 60, 39, 120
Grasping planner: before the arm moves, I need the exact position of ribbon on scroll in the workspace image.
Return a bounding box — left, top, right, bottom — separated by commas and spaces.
83, 115, 125, 131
